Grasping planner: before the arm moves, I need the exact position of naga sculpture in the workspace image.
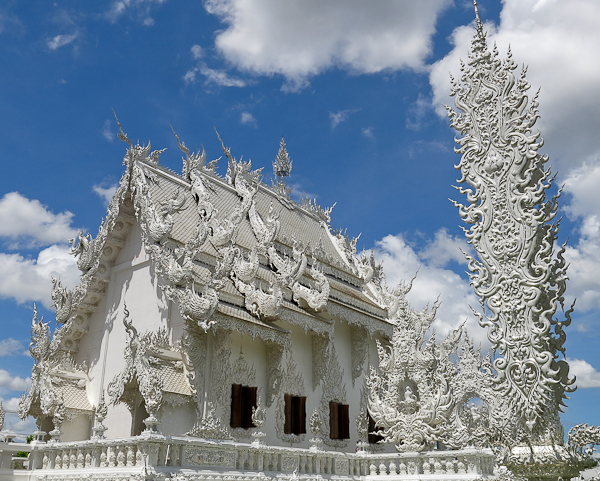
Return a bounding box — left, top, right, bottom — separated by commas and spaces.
446, 3, 573, 440
107, 306, 165, 430
69, 231, 95, 273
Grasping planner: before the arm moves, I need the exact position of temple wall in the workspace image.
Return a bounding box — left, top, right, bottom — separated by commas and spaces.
60, 414, 91, 442
62, 219, 390, 452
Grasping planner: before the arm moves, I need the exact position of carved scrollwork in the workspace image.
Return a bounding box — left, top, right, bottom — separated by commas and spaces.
69, 231, 95, 273
350, 326, 368, 387
165, 283, 218, 332
249, 201, 280, 251
232, 275, 283, 319
447, 8, 573, 437
568, 424, 600, 455
181, 328, 207, 413
312, 333, 329, 391
292, 266, 329, 312
19, 306, 89, 422
186, 402, 232, 441
266, 341, 284, 408
319, 343, 348, 448
107, 307, 187, 430
275, 347, 306, 444
367, 296, 459, 452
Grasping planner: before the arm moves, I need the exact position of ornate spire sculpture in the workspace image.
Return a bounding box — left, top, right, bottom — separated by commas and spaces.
446, 5, 573, 440
273, 137, 292, 181
271, 137, 294, 206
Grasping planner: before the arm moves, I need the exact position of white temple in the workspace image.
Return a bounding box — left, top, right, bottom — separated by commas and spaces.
1, 4, 599, 481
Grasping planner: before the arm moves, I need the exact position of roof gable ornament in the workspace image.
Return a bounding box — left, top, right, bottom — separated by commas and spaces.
273, 137, 293, 180
271, 137, 295, 207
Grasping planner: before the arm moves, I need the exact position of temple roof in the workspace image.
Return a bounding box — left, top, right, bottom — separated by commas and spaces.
48, 130, 401, 356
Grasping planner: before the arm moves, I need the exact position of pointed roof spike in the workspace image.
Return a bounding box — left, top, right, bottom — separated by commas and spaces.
273, 136, 293, 181
473, 0, 481, 22
112, 109, 132, 149
473, 0, 484, 35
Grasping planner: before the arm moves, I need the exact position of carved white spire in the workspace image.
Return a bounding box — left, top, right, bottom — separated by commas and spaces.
273, 137, 292, 181
446, 4, 573, 437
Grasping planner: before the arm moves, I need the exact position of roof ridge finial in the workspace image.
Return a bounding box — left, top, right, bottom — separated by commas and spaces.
273, 136, 292, 181
473, 0, 484, 34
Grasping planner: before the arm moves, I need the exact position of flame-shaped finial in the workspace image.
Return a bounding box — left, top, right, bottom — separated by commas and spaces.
473, 0, 484, 35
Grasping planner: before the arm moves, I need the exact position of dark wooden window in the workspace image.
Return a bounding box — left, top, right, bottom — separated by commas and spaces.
230, 384, 257, 429
368, 414, 384, 444
329, 401, 350, 439
284, 394, 306, 435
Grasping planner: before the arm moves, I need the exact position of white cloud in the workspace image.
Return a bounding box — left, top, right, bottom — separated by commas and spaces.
191, 44, 204, 59
362, 127, 374, 139
0, 192, 80, 248
240, 111, 257, 127
405, 93, 432, 131
567, 358, 600, 388
0, 369, 30, 391
46, 32, 78, 50
183, 68, 198, 84
106, 0, 167, 23
0, 396, 36, 438
102, 119, 114, 142
0, 339, 25, 357
200, 65, 246, 87
203, 0, 451, 91
329, 109, 358, 129
373, 230, 487, 347
563, 162, 600, 221
419, 228, 472, 267
93, 184, 118, 206
0, 244, 79, 308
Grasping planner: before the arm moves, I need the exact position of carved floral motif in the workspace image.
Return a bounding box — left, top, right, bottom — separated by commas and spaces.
447, 6, 573, 438
275, 347, 306, 444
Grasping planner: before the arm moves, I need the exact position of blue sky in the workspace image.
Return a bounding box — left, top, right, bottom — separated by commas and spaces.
2, 0, 600, 438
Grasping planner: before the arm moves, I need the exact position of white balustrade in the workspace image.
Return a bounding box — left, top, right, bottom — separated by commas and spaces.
26, 435, 495, 480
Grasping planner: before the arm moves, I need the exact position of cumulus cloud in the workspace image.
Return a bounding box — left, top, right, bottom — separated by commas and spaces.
329, 109, 358, 129
0, 396, 36, 438
106, 0, 167, 24
429, 0, 600, 169
0, 369, 30, 391
0, 192, 80, 248
46, 32, 78, 50
102, 119, 115, 142
0, 339, 26, 357
200, 65, 246, 87
93, 184, 118, 206
373, 230, 487, 347
567, 358, 600, 388
405, 93, 432, 131
0, 245, 79, 308
536, 163, 600, 316
362, 127, 374, 139
240, 111, 257, 127
190, 44, 204, 59
203, 0, 451, 91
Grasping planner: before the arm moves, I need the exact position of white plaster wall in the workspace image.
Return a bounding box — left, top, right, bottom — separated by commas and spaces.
64, 219, 395, 453
78, 221, 174, 439
60, 414, 91, 442
160, 402, 196, 437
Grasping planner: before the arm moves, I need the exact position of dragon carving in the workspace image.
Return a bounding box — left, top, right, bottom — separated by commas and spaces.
69, 232, 95, 273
